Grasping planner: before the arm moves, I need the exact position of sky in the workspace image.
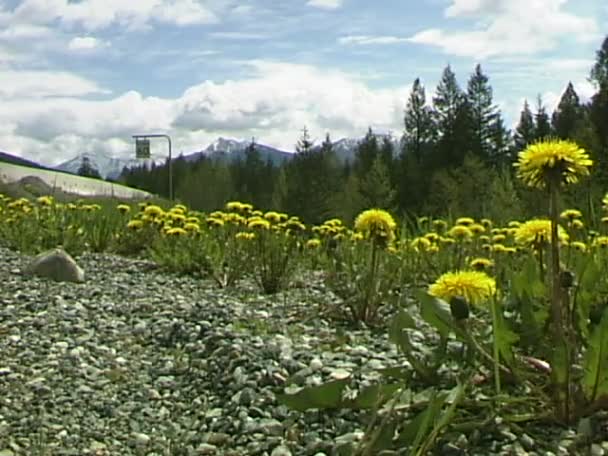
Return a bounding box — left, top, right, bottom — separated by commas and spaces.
0, 0, 606, 166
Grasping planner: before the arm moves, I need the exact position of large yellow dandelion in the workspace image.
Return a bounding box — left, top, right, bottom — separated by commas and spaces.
428, 270, 496, 307
514, 219, 569, 247
514, 139, 592, 188
354, 209, 397, 244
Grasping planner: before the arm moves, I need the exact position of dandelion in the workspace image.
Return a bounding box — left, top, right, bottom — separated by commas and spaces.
593, 236, 608, 249
410, 237, 432, 252
514, 219, 568, 247
37, 196, 54, 206
264, 211, 283, 223
469, 223, 486, 235
569, 219, 584, 230
448, 225, 473, 240
235, 232, 255, 241
144, 205, 164, 217
117, 204, 131, 214
432, 219, 448, 232
470, 258, 494, 271
428, 270, 496, 307
560, 209, 582, 221
205, 217, 223, 228
354, 209, 397, 244
306, 238, 321, 249
492, 234, 506, 243
424, 232, 440, 242
514, 138, 592, 188
127, 220, 143, 230
248, 217, 271, 230
507, 221, 521, 228
569, 241, 586, 252
166, 227, 187, 236
480, 218, 493, 229
183, 222, 200, 233
455, 217, 475, 226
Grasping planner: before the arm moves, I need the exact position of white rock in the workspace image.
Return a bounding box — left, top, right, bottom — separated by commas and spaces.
26, 247, 84, 283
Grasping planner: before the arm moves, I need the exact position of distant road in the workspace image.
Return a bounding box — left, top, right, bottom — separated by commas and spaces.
0, 162, 153, 199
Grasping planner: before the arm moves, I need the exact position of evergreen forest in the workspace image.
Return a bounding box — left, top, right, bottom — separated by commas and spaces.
119, 35, 608, 226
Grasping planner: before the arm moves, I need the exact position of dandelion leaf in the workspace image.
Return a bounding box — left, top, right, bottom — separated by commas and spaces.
276, 378, 349, 411
582, 308, 608, 402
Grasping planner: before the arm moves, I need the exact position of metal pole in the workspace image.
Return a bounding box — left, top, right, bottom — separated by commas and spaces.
132, 134, 173, 201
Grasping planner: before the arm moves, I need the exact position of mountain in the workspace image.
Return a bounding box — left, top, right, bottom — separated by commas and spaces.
184, 137, 292, 165
52, 133, 404, 179
54, 151, 151, 180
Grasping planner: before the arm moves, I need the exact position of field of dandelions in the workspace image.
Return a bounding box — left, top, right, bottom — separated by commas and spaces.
3, 138, 608, 455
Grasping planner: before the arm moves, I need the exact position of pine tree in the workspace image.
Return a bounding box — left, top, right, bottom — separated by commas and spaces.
514, 100, 536, 151
353, 127, 379, 177
402, 78, 435, 162
590, 35, 608, 89
466, 64, 498, 162
551, 82, 582, 140
534, 94, 552, 140
77, 156, 101, 179
432, 65, 471, 167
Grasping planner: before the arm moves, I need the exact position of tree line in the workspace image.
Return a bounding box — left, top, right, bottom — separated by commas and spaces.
120, 35, 608, 225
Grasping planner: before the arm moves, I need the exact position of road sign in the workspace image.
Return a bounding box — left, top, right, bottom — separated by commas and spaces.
135, 138, 150, 159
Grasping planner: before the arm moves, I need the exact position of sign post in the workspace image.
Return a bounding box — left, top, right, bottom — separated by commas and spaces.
132, 134, 173, 200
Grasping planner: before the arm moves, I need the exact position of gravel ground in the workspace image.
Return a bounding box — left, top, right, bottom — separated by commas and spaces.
0, 247, 606, 455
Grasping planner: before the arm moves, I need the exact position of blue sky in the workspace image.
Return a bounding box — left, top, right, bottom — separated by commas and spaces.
0, 0, 606, 166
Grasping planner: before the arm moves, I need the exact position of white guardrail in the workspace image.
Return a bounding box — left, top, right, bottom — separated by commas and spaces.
0, 162, 153, 199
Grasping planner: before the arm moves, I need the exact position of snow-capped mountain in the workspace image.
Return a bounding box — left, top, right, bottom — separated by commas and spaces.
185, 137, 292, 165
54, 151, 151, 180
53, 133, 404, 179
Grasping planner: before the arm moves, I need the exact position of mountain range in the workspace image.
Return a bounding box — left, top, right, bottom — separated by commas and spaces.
5, 135, 402, 180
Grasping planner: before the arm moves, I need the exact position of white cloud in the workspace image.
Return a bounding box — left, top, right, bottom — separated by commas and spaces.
0, 70, 109, 98
68, 36, 109, 51
1, 61, 411, 165
408, 0, 599, 58
306, 0, 343, 10
338, 35, 408, 45
8, 0, 218, 31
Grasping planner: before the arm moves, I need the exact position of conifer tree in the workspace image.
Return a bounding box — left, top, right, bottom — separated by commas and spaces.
466, 64, 498, 162
432, 65, 471, 167
514, 99, 536, 151
551, 82, 582, 140
403, 78, 435, 162
534, 94, 552, 140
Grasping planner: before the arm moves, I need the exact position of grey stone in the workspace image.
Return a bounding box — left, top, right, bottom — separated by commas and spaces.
26, 248, 84, 283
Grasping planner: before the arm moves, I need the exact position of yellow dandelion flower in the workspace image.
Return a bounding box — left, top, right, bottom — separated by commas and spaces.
206, 217, 225, 228
455, 217, 475, 226
470, 257, 494, 271
324, 218, 343, 227
350, 232, 364, 242
439, 236, 456, 245
569, 241, 586, 252
235, 231, 255, 241
514, 219, 569, 247
306, 238, 321, 249
424, 232, 440, 242
166, 227, 187, 236
514, 138, 592, 188
492, 234, 506, 243
144, 205, 164, 217
410, 237, 432, 252
479, 235, 490, 243
432, 219, 448, 231
183, 222, 200, 233
172, 204, 187, 213
492, 243, 508, 253
354, 209, 397, 244
127, 220, 144, 230
448, 225, 473, 240
186, 216, 200, 224
480, 218, 493, 229
560, 209, 582, 220
248, 217, 271, 230
117, 204, 131, 214
593, 236, 608, 249
37, 196, 54, 206
428, 270, 496, 307
469, 223, 485, 235
225, 201, 244, 212
569, 219, 584, 230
